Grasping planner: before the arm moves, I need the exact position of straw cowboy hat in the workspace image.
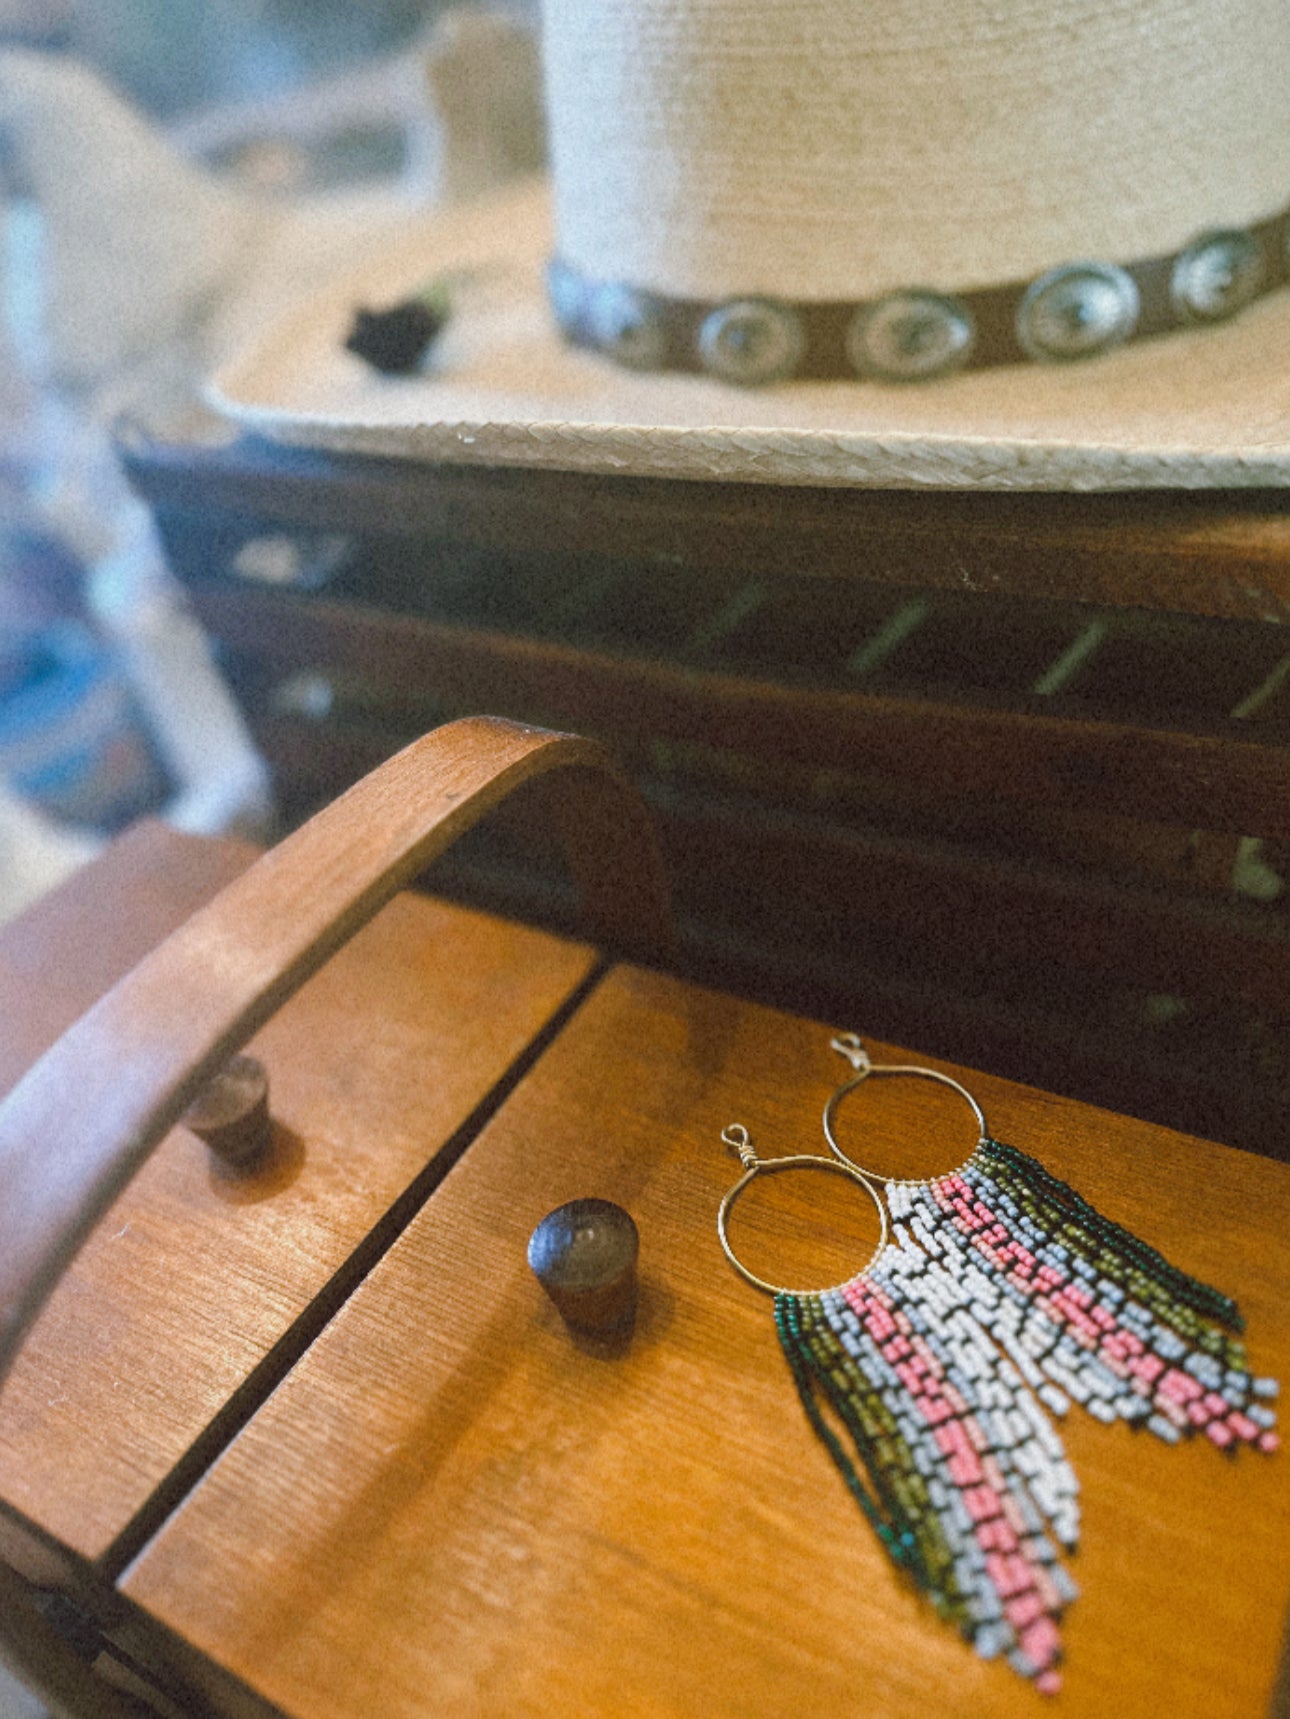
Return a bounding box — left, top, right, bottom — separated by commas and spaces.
211, 0, 1290, 491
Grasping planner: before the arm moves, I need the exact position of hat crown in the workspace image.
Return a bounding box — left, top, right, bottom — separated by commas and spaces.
542, 0, 1290, 299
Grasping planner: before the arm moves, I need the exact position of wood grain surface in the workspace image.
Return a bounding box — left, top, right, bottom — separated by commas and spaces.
122, 967, 1290, 1719
0, 719, 669, 1403
184, 578, 1290, 839
0, 819, 596, 1568
124, 435, 1290, 620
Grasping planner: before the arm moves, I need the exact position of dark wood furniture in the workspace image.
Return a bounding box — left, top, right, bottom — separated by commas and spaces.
123, 426, 1290, 1156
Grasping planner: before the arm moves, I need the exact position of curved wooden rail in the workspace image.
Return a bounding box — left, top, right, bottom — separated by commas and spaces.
0, 716, 672, 1393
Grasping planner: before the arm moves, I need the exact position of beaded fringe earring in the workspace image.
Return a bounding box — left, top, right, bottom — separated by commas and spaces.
717, 1035, 1279, 1697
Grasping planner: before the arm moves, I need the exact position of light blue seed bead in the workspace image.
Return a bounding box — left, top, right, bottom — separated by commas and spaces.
1248, 1404, 1277, 1429
1147, 1413, 1182, 1444
1032, 1477, 1060, 1520
1038, 1383, 1071, 1418
1253, 1377, 1280, 1399
1008, 1649, 1039, 1679
1049, 1565, 1080, 1605
1084, 1359, 1123, 1397
1016, 1493, 1044, 1533
1184, 1352, 1222, 1386
1086, 1399, 1117, 1425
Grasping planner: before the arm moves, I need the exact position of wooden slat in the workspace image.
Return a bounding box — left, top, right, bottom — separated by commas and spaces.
0, 823, 597, 1571
121, 967, 1290, 1719
230, 705, 1290, 1017
122, 433, 1290, 620
185, 581, 1290, 837
649, 790, 1290, 1014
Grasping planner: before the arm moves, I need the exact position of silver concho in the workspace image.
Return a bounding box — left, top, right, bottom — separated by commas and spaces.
697, 298, 805, 386
1171, 229, 1265, 323
847, 291, 975, 381
1016, 263, 1140, 362
586, 282, 667, 370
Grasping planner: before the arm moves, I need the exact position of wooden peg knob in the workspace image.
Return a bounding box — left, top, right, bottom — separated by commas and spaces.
527, 1199, 639, 1334
182, 1054, 271, 1169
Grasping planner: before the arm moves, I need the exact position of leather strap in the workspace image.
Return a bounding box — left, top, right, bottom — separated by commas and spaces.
553, 204, 1290, 380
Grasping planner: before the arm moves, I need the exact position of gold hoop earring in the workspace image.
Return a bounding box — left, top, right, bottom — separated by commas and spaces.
717, 1123, 888, 1296
717, 1032, 1279, 1698
822, 1031, 986, 1182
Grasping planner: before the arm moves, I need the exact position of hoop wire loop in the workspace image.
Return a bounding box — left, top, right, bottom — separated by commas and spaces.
823, 1063, 988, 1186
717, 1131, 889, 1297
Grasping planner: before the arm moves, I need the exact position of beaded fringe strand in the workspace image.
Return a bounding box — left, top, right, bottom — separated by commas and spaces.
775, 1138, 1279, 1696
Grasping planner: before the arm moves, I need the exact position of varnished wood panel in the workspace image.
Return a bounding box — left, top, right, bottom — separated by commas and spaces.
123, 968, 1290, 1719
185, 579, 1290, 838
0, 826, 596, 1569
124, 435, 1290, 620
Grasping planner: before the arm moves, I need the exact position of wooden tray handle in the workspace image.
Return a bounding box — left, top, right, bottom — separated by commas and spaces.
0, 716, 672, 1391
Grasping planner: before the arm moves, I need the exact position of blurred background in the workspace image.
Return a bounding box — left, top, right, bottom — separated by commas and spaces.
0, 0, 535, 927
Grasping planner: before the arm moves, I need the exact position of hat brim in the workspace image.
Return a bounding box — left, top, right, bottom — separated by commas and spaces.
209, 178, 1290, 492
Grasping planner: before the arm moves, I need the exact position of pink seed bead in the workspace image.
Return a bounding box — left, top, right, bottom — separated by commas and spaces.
1258, 1432, 1280, 1454
985, 1553, 1027, 1597
1206, 1421, 1233, 1449
976, 1519, 1018, 1553
1227, 1413, 1258, 1442
948, 1450, 983, 1486
1204, 1392, 1229, 1419
966, 1486, 1003, 1523
1006, 1592, 1045, 1629
1020, 1617, 1061, 1666
1001, 1495, 1028, 1535
1187, 1401, 1211, 1427
1035, 1670, 1063, 1697
981, 1455, 1008, 1491
1160, 1369, 1202, 1403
